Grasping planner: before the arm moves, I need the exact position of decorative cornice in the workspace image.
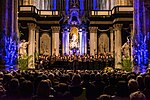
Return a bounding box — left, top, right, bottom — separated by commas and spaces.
19, 17, 37, 22
109, 27, 114, 33
113, 18, 133, 23
90, 21, 113, 25
113, 24, 123, 31
89, 27, 98, 33
51, 26, 60, 33
27, 23, 36, 30
36, 26, 40, 32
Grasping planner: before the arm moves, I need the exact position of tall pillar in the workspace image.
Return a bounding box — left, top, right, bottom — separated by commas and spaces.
35, 26, 40, 55
79, 29, 87, 55
79, 30, 82, 55
66, 31, 69, 55
29, 0, 34, 5
52, 26, 60, 56
106, 0, 110, 9
62, 30, 65, 55
110, 0, 114, 9
89, 27, 98, 55
64, 30, 69, 55
62, 29, 69, 55
23, 0, 29, 5
110, 27, 114, 53
28, 23, 36, 69
114, 24, 123, 69
40, 0, 44, 10
84, 31, 87, 54
130, 24, 133, 64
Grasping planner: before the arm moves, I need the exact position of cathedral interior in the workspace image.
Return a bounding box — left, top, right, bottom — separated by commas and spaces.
0, 0, 150, 73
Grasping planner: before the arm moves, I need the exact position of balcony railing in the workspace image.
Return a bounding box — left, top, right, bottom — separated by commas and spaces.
90, 6, 133, 17
18, 6, 133, 17
19, 6, 59, 16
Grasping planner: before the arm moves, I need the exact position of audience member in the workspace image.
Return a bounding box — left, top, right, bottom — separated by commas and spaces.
130, 91, 146, 100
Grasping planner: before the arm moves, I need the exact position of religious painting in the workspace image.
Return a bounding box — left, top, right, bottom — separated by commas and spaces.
98, 33, 109, 53
69, 27, 79, 54
40, 33, 51, 55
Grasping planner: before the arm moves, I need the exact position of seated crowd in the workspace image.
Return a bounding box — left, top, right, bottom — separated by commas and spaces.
0, 69, 149, 100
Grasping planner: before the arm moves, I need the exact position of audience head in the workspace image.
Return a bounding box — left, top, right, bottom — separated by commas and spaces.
37, 80, 51, 97
144, 75, 150, 89
97, 94, 113, 100
136, 75, 144, 91
130, 91, 146, 100
71, 74, 81, 86
82, 73, 90, 83
117, 80, 129, 97
128, 79, 139, 93
57, 83, 69, 93
20, 80, 33, 97
7, 78, 20, 95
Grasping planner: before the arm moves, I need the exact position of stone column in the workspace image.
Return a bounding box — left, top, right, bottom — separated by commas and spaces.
84, 31, 87, 54
35, 26, 40, 55
110, 0, 114, 9
52, 26, 60, 56
79, 29, 87, 55
110, 27, 114, 53
62, 29, 69, 55
15, 0, 18, 35
23, 0, 29, 5
28, 23, 36, 69
79, 30, 82, 55
89, 27, 98, 55
41, 0, 45, 10
106, 0, 110, 9
29, 0, 34, 5
113, 24, 123, 69
62, 30, 65, 55
124, 0, 128, 5
36, 0, 40, 9
66, 31, 69, 55
64, 30, 69, 55
130, 24, 133, 64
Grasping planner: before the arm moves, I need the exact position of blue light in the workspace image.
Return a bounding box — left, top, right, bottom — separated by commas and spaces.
68, 10, 81, 25
133, 0, 149, 73
93, 0, 98, 10
3, 33, 18, 71
66, 0, 69, 15
52, 0, 56, 10
82, 31, 85, 55
80, 0, 84, 14
133, 34, 148, 73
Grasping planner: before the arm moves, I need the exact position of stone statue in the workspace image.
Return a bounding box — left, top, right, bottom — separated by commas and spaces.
19, 40, 29, 56
121, 37, 130, 57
